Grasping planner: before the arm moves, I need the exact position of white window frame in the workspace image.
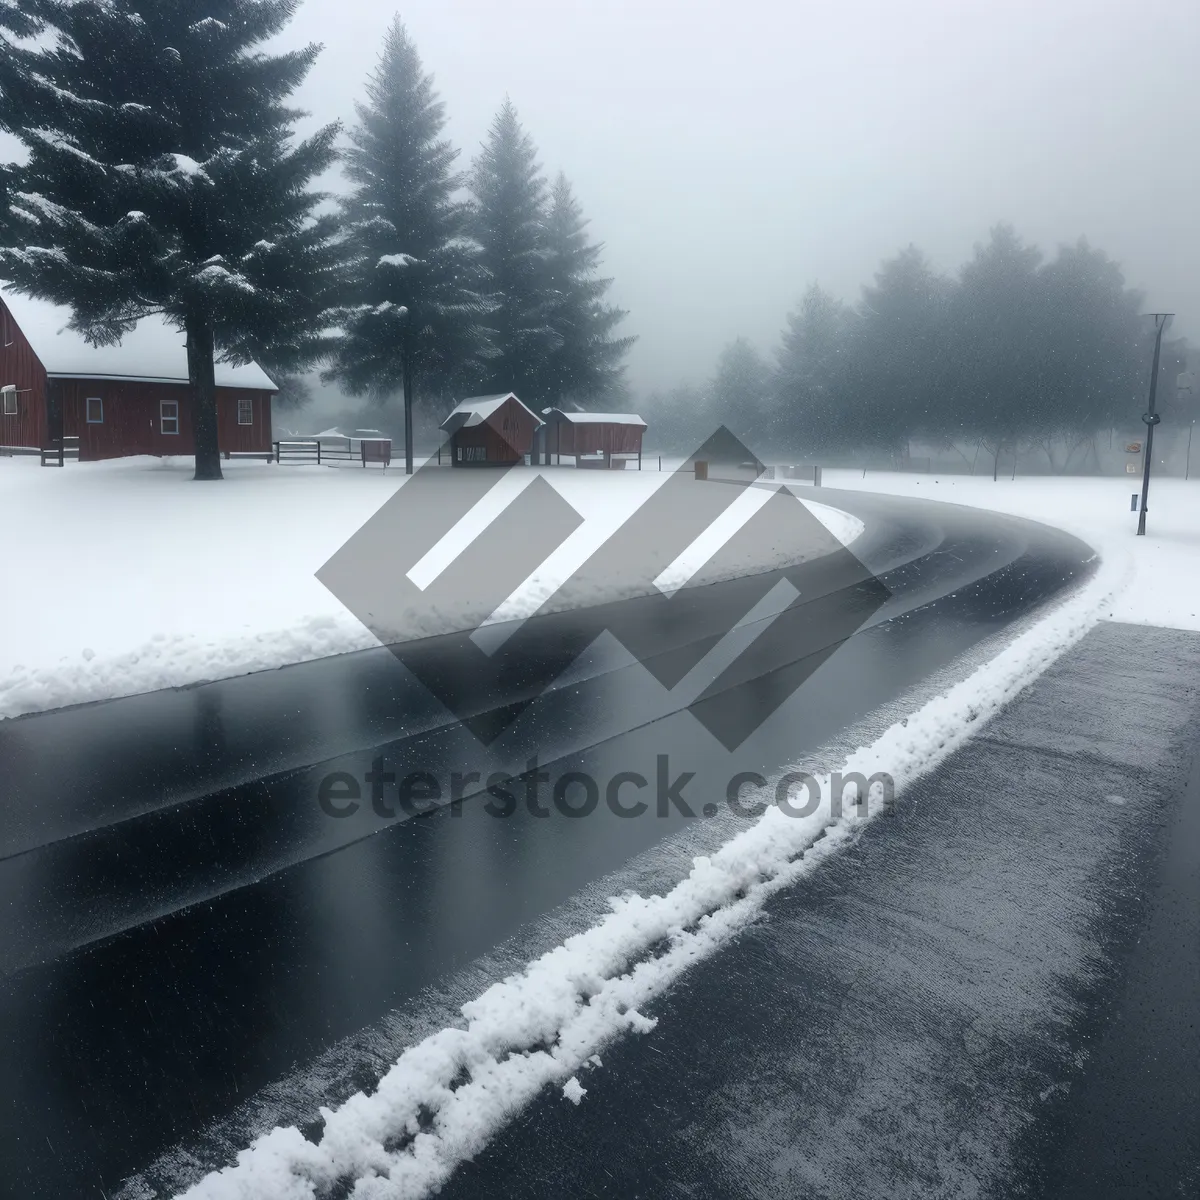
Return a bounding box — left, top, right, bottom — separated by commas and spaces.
237, 396, 254, 426
160, 399, 180, 435
86, 396, 103, 424
2, 386, 16, 416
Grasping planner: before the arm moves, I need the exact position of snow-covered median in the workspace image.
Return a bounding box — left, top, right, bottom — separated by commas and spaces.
0, 455, 861, 721
819, 469, 1200, 632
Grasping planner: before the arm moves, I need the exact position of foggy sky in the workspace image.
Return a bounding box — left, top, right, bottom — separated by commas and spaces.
7, 0, 1200, 395
283, 0, 1200, 394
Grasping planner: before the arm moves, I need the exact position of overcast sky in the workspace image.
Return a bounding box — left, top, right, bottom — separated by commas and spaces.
8, 0, 1199, 395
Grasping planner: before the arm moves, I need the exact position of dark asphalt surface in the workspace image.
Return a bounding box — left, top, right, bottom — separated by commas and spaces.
434, 623, 1200, 1200
0, 486, 1100, 1197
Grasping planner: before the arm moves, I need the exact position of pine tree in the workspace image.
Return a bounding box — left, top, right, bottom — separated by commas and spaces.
469, 99, 558, 404
852, 245, 951, 457
0, 0, 341, 480
541, 173, 633, 409
327, 18, 485, 473
776, 284, 850, 450
711, 337, 773, 447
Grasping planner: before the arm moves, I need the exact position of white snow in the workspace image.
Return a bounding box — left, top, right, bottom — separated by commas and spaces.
561, 1077, 587, 1105
377, 254, 418, 269
440, 393, 540, 428
818, 470, 1200, 632
0, 286, 276, 390
545, 410, 648, 426
169, 537, 1125, 1200
0, 458, 861, 722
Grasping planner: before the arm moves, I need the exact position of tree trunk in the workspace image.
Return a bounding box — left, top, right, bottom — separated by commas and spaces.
186, 312, 223, 481
402, 332, 414, 476
993, 443, 1000, 482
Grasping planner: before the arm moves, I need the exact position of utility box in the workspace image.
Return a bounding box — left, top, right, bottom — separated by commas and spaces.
694, 460, 708, 481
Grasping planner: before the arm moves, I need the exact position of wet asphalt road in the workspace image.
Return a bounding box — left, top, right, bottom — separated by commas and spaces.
0, 487, 1098, 1198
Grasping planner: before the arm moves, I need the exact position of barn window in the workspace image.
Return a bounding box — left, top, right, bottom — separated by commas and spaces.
86, 396, 103, 424
237, 396, 254, 425
2, 386, 15, 416
160, 399, 179, 435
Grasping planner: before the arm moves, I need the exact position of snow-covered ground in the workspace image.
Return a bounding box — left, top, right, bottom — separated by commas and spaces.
820, 469, 1200, 632
0, 455, 860, 721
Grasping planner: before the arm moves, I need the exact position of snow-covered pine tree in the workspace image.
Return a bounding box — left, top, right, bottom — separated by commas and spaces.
541, 173, 633, 409
469, 99, 558, 404
0, 0, 341, 480
327, 18, 485, 474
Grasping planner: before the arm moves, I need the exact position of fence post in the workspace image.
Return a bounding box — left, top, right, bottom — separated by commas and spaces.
316, 439, 322, 466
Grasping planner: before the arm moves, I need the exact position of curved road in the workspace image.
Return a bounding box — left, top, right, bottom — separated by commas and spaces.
0, 487, 1095, 1198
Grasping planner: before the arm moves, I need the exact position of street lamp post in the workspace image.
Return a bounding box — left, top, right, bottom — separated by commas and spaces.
1137, 313, 1172, 536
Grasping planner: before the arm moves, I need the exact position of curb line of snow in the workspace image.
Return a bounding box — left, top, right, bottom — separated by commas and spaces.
172, 540, 1127, 1200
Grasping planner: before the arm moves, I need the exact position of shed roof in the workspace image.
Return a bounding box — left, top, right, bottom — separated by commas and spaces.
0, 287, 278, 391
542, 408, 647, 427
440, 392, 542, 431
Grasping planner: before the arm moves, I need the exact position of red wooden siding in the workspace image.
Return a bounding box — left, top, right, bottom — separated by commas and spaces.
0, 296, 48, 450
451, 396, 538, 465
553, 420, 645, 457
58, 380, 273, 461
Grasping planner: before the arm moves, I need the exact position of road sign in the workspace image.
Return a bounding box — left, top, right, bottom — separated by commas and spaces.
1126, 463, 1139, 473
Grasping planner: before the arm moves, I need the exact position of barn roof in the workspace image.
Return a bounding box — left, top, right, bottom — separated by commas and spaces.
440, 392, 543, 431
0, 287, 278, 391
541, 408, 647, 427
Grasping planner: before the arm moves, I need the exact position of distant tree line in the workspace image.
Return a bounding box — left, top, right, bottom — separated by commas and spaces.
648, 226, 1192, 475
0, 4, 633, 480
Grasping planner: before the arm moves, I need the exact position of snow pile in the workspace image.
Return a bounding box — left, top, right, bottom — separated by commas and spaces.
821, 469, 1200, 631
172, 537, 1125, 1200
0, 457, 860, 721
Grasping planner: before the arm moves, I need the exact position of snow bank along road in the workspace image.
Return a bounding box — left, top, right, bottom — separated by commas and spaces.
0, 455, 862, 721
0, 488, 1099, 1198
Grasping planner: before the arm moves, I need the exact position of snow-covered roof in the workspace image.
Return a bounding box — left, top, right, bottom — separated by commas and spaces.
440, 392, 543, 429
0, 287, 277, 392
543, 409, 647, 427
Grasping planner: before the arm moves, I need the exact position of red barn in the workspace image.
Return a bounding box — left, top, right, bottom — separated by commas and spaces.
0, 288, 276, 462
440, 393, 542, 466
539, 409, 647, 468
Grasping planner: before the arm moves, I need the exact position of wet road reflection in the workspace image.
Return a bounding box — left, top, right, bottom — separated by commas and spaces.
0, 489, 1095, 1197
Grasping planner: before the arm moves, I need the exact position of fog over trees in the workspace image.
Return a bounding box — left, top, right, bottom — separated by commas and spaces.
645, 224, 1193, 474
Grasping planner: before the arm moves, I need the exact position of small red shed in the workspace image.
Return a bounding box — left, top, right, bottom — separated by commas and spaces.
440, 393, 542, 466
0, 288, 277, 462
539, 409, 647, 468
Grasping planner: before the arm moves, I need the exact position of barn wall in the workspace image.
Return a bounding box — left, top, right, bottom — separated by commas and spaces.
0, 297, 48, 450
58, 381, 273, 460
451, 397, 538, 465
554, 420, 645, 457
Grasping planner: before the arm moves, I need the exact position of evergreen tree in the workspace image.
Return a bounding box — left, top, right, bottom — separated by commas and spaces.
1036, 237, 1145, 445
776, 283, 851, 450
541, 173, 633, 407
851, 244, 951, 457
327, 17, 485, 473
711, 337, 773, 447
949, 224, 1044, 474
469, 99, 558, 403
0, 0, 340, 480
